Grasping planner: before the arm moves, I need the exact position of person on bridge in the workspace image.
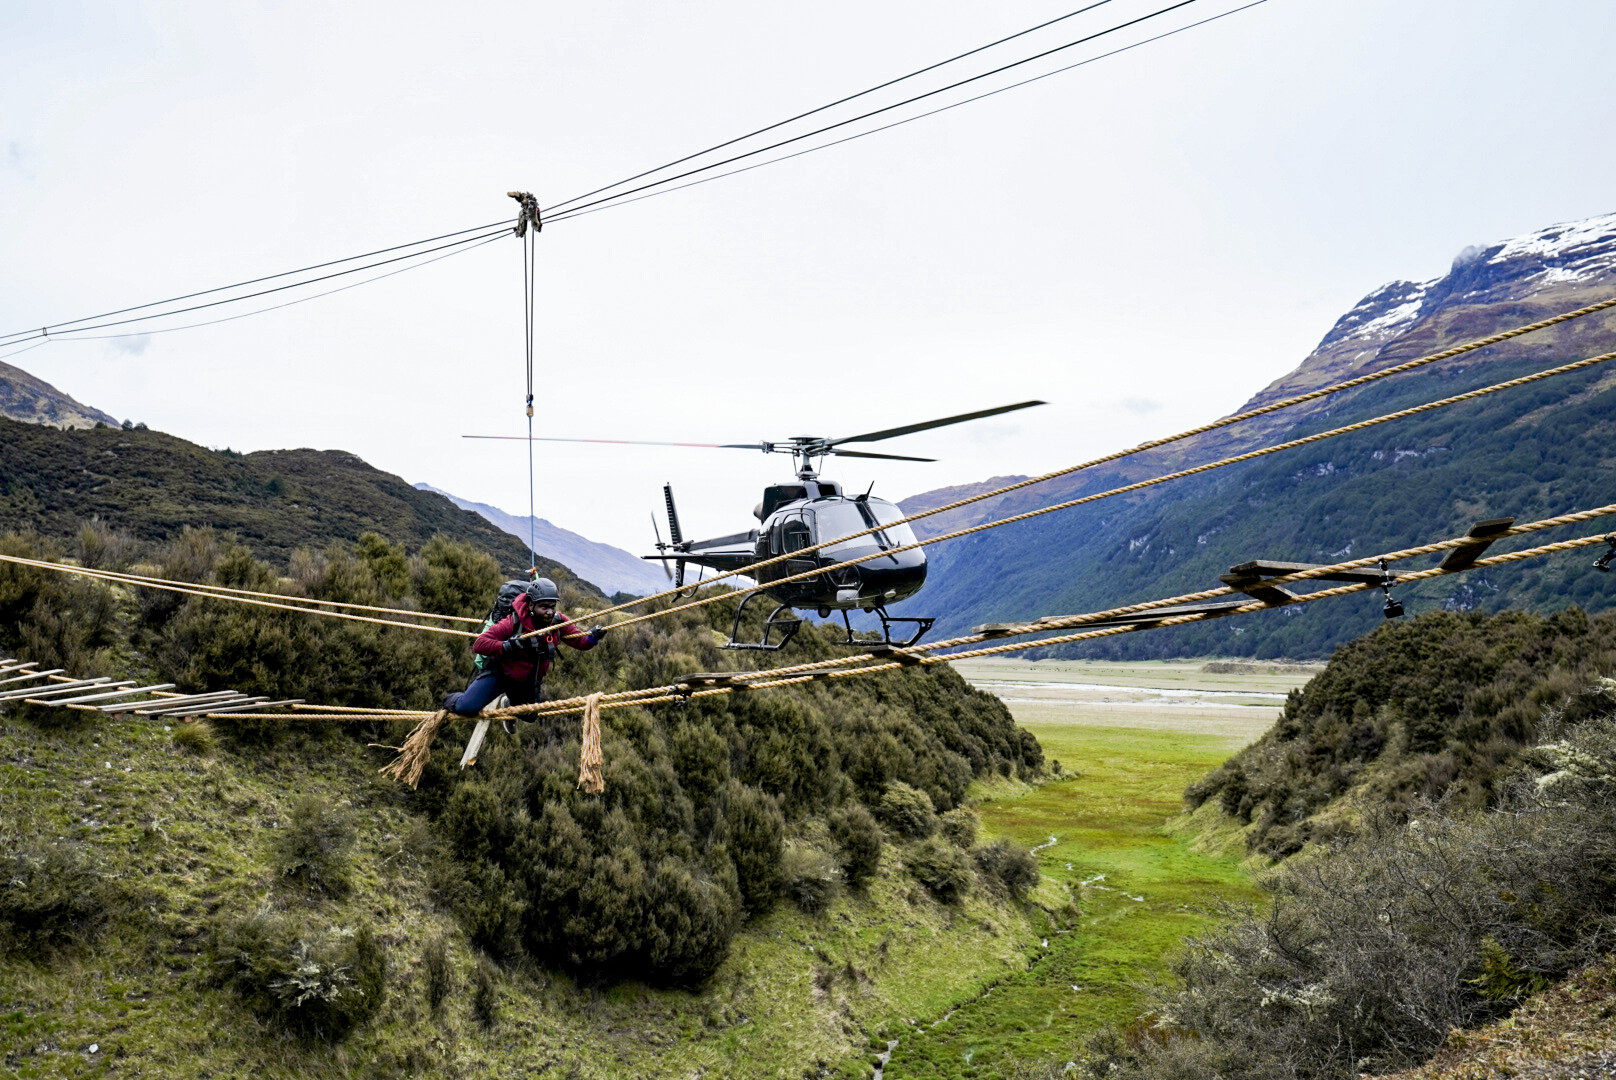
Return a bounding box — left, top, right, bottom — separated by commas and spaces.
442, 577, 604, 731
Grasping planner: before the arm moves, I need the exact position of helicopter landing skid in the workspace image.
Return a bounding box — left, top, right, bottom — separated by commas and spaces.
724, 592, 803, 652
836, 607, 935, 650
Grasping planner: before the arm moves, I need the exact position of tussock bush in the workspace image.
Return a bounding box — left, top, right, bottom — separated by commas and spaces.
905, 837, 973, 904
471, 958, 499, 1029
1093, 714, 1616, 1080
1188, 609, 1616, 855
974, 839, 1040, 900
207, 909, 388, 1040
271, 795, 356, 900
828, 803, 883, 888
780, 845, 840, 915
423, 935, 454, 1013
0, 838, 110, 954
171, 719, 215, 755
877, 781, 937, 838
939, 806, 979, 848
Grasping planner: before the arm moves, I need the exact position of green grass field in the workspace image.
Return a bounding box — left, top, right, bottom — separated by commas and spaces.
878, 660, 1295, 1079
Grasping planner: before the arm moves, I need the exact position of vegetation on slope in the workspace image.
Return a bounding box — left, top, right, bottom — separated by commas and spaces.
988, 608, 1616, 1080
1187, 608, 1616, 856
0, 520, 1051, 1075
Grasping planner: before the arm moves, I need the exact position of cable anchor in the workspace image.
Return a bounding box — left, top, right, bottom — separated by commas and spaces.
507, 191, 542, 237
1594, 535, 1616, 573
1379, 558, 1404, 619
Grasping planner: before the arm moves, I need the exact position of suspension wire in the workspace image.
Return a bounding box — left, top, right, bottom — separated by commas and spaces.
546, 1, 1267, 226
57, 232, 507, 342
0, 219, 516, 347
525, 225, 540, 574
32, 228, 513, 341
545, 0, 1205, 222
545, 0, 1123, 216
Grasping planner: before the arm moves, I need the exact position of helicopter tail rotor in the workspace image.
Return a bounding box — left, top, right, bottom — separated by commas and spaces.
650, 514, 673, 581
663, 483, 686, 589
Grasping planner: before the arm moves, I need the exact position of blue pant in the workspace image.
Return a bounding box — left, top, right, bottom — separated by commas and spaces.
445, 669, 542, 717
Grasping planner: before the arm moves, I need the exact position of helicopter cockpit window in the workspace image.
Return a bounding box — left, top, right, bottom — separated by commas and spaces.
869, 500, 918, 548
772, 512, 815, 555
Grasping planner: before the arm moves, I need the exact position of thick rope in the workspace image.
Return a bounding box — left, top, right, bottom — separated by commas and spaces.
482, 501, 1616, 722
586, 348, 1616, 636
568, 292, 1616, 628
578, 692, 604, 794
0, 554, 477, 637
376, 710, 450, 786
0, 555, 481, 623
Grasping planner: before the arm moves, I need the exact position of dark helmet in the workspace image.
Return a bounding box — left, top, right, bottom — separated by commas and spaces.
526, 577, 560, 608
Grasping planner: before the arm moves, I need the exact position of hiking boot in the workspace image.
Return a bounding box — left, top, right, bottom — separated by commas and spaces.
441, 692, 458, 713
501, 718, 518, 735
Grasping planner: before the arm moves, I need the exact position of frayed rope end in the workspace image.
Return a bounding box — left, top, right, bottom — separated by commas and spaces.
379, 709, 449, 788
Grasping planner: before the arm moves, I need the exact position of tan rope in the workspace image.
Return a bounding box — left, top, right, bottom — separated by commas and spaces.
593, 349, 1616, 635
578, 692, 604, 795
569, 292, 1616, 627
376, 710, 450, 786
0, 554, 477, 637
0, 554, 482, 623
482, 501, 1616, 723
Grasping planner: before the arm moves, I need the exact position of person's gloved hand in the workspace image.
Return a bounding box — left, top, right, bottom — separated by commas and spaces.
502, 636, 538, 656
587, 625, 608, 645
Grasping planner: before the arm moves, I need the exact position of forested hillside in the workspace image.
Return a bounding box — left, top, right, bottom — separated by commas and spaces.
0, 415, 573, 582
902, 212, 1616, 658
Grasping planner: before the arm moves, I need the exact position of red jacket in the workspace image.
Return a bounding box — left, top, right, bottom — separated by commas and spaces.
472, 592, 597, 681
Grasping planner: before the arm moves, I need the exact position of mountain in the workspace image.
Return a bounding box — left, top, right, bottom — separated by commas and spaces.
899, 211, 1616, 657
0, 358, 120, 429
0, 413, 579, 584
414, 483, 667, 598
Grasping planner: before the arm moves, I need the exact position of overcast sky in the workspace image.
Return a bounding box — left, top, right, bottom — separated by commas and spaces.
5, 0, 1615, 556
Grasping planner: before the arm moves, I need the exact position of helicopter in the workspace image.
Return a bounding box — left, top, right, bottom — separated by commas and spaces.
468, 400, 1044, 650
639, 400, 1047, 651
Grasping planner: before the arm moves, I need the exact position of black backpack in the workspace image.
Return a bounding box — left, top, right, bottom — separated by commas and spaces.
487, 580, 527, 623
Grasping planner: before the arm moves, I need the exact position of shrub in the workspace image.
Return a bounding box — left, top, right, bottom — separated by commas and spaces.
423, 935, 454, 1012
0, 839, 110, 954
171, 719, 215, 755
828, 803, 883, 888
939, 807, 979, 848
905, 837, 973, 904
974, 839, 1040, 900
723, 781, 785, 914
780, 845, 840, 915
271, 796, 355, 900
877, 781, 936, 838
471, 958, 499, 1028
1109, 716, 1616, 1080
207, 909, 387, 1040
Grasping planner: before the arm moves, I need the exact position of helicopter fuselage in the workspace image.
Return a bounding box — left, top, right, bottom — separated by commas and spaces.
663, 480, 926, 614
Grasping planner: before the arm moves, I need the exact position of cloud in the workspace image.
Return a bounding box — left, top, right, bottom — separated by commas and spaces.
108, 334, 152, 356
1118, 397, 1161, 415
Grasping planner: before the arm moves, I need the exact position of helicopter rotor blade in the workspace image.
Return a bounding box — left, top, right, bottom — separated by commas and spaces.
463, 434, 768, 451
650, 514, 672, 579
828, 449, 936, 462
827, 400, 1046, 447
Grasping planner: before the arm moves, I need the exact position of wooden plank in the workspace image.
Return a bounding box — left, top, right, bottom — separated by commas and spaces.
1438, 517, 1516, 571
1222, 559, 1386, 586
0, 678, 118, 702
459, 719, 491, 769
0, 668, 62, 687
44, 683, 176, 706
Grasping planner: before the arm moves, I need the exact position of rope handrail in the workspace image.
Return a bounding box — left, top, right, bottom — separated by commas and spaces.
0, 556, 483, 623
566, 292, 1616, 628
471, 502, 1616, 722
0, 554, 477, 637
577, 349, 1616, 636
